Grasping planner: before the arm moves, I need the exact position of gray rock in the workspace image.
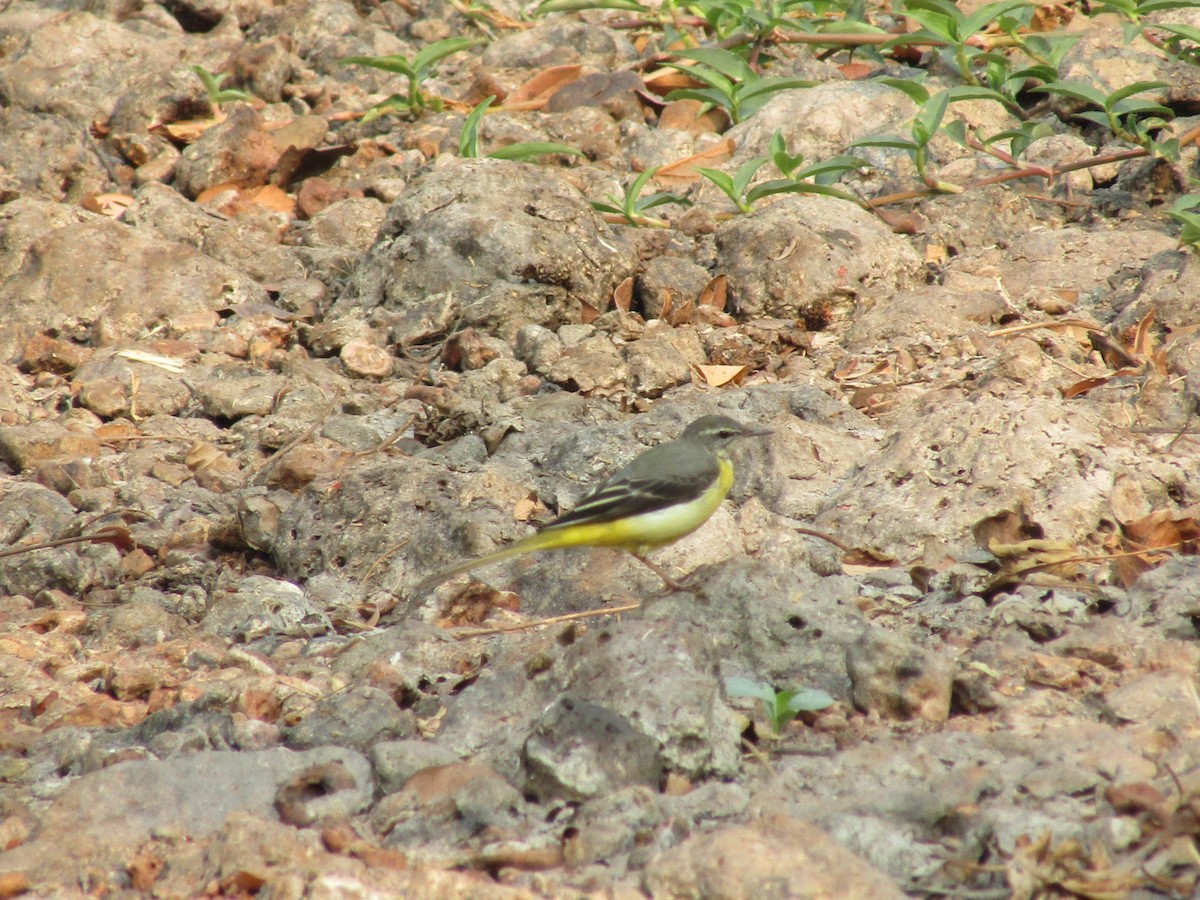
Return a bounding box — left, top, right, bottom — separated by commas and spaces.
339, 158, 636, 339
716, 194, 921, 322
0, 8, 187, 126
72, 352, 193, 419
0, 218, 265, 363
0, 746, 372, 883
372, 740, 461, 794
565, 786, 666, 868
480, 21, 635, 69
564, 620, 742, 779
175, 105, 282, 199
286, 685, 415, 752
643, 814, 907, 899
646, 560, 863, 700
194, 370, 289, 421
846, 628, 953, 722
636, 256, 714, 319
523, 696, 664, 802
201, 574, 331, 643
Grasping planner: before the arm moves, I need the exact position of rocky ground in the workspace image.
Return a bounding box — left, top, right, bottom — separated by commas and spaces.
2, 0, 1200, 897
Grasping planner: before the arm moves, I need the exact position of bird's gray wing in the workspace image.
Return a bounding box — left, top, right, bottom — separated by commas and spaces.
542, 442, 719, 530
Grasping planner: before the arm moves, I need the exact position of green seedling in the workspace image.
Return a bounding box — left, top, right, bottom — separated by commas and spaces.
725, 676, 834, 737
1083, 0, 1200, 42
590, 167, 692, 227
894, 0, 1031, 86
851, 83, 965, 193
1156, 23, 1200, 65
459, 97, 585, 161
665, 47, 813, 124
699, 130, 864, 212
341, 36, 486, 122
1165, 194, 1200, 252
534, 0, 647, 11
1033, 80, 1174, 155
692, 0, 826, 43
190, 65, 252, 106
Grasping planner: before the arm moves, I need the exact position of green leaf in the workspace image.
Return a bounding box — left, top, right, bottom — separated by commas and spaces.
671, 47, 757, 83
779, 687, 835, 714
698, 166, 738, 198
534, 0, 646, 10
912, 89, 951, 144
410, 36, 487, 78
360, 94, 412, 123
878, 76, 929, 106
459, 95, 495, 158
339, 54, 417, 77
1033, 80, 1110, 108
959, 0, 1030, 37
1105, 80, 1167, 109
731, 157, 768, 196
851, 135, 918, 151
724, 676, 777, 705
487, 141, 585, 160
902, 8, 958, 41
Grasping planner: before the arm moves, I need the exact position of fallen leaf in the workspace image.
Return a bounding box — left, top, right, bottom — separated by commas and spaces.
613, 275, 634, 312
655, 139, 737, 186
642, 66, 705, 96
697, 274, 728, 310
695, 364, 746, 387
504, 64, 584, 109
973, 506, 1044, 552
81, 193, 135, 219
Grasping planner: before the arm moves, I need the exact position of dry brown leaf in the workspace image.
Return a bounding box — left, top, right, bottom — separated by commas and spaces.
1130, 307, 1157, 359
666, 296, 694, 326
1123, 510, 1200, 551
503, 64, 584, 109
695, 364, 746, 387
149, 110, 225, 144
512, 492, 543, 522
438, 583, 520, 628
697, 274, 728, 310
613, 275, 634, 312
642, 66, 705, 96
837, 61, 875, 80
1062, 371, 1141, 400
989, 539, 1080, 579
81, 192, 135, 219
654, 139, 737, 186
972, 506, 1043, 552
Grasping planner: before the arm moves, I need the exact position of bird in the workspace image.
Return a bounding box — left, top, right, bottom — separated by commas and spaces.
412, 414, 771, 596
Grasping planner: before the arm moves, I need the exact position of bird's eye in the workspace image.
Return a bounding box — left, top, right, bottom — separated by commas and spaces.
719, 428, 736, 438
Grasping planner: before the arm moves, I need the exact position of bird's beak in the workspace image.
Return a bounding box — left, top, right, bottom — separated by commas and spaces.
740, 425, 773, 438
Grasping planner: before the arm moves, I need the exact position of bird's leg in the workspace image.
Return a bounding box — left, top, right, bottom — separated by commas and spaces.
630, 553, 690, 594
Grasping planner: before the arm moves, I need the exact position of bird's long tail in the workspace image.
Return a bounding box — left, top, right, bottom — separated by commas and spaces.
411, 530, 564, 597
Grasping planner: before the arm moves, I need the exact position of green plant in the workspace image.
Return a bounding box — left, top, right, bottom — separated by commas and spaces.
664, 47, 813, 124
1166, 194, 1200, 251
1033, 80, 1174, 155
698, 130, 864, 212
341, 37, 485, 122
1084, 0, 1200, 42
895, 0, 1031, 86
190, 65, 252, 106
459, 97, 585, 161
725, 676, 834, 737
851, 83, 966, 193
590, 166, 692, 227
1155, 23, 1200, 64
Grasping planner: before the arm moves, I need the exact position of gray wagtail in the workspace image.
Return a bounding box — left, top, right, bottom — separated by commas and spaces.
412, 414, 771, 595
